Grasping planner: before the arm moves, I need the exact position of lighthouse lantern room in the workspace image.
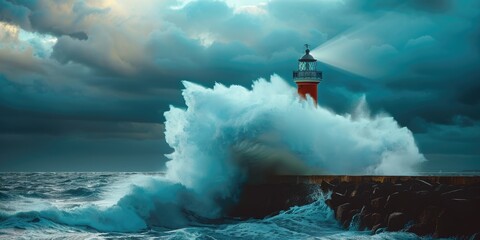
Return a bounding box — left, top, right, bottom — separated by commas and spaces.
293, 44, 322, 104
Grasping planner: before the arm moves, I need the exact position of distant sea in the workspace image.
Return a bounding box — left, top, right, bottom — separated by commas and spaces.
0, 172, 439, 239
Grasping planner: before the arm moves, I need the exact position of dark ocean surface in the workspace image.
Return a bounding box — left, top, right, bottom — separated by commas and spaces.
0, 173, 443, 239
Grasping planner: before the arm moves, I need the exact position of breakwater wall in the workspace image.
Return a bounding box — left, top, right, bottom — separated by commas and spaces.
230, 175, 480, 239
267, 175, 480, 185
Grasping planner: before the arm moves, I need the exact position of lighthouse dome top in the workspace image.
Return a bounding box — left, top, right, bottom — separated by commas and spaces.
299, 45, 317, 62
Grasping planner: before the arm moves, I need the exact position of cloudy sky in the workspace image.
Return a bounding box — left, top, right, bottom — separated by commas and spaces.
0, 0, 479, 172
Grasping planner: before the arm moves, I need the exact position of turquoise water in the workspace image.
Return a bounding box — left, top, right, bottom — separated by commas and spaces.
0, 172, 433, 239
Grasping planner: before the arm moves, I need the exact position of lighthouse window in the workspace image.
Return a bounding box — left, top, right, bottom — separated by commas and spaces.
298, 62, 316, 71
299, 62, 307, 71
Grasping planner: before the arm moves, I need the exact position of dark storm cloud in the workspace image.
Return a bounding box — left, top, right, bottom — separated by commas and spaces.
0, 0, 479, 171
300, 0, 480, 130
0, 0, 31, 28
0, 0, 102, 39
345, 0, 453, 13
0, 103, 164, 139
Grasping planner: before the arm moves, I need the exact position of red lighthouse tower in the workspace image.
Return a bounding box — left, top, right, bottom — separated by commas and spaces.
293, 44, 322, 104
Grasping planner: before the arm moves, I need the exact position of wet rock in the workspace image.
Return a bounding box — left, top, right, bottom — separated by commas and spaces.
411, 179, 433, 191
372, 183, 394, 198
384, 192, 410, 213
466, 185, 480, 198
407, 223, 431, 236
351, 183, 372, 197
407, 205, 441, 236
358, 184, 373, 203
359, 204, 372, 215
333, 181, 350, 196
387, 212, 407, 231
435, 209, 459, 238
320, 180, 335, 192
359, 213, 372, 230
471, 232, 480, 240
418, 206, 441, 226
336, 203, 352, 226
321, 177, 480, 238
348, 195, 363, 210
370, 197, 386, 212
434, 184, 447, 193
346, 209, 360, 228
415, 190, 440, 208
371, 212, 383, 226
330, 192, 348, 211
436, 184, 458, 194
441, 189, 466, 199
393, 183, 407, 192
329, 178, 340, 186
372, 223, 385, 234
435, 199, 480, 238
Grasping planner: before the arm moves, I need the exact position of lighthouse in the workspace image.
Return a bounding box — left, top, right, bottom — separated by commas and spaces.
293, 44, 322, 104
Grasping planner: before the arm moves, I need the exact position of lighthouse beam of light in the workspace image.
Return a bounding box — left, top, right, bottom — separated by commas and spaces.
310, 13, 396, 79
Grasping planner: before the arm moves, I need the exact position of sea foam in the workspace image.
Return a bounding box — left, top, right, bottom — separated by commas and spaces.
1, 75, 425, 232
165, 75, 425, 187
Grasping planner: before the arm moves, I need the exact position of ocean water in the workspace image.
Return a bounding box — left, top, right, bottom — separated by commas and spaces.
0, 172, 431, 240
0, 77, 435, 239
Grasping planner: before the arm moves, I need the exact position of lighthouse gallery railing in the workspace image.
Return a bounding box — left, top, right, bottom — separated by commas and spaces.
293, 71, 322, 80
